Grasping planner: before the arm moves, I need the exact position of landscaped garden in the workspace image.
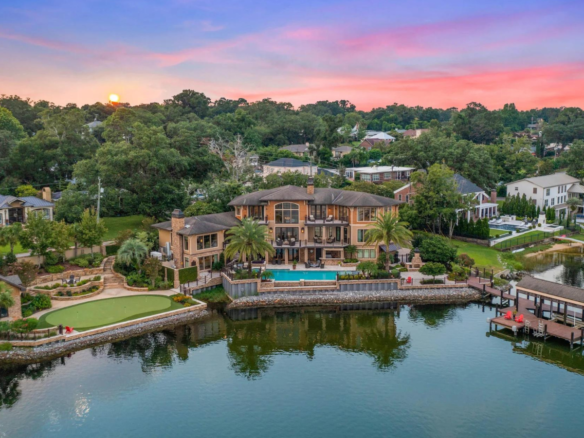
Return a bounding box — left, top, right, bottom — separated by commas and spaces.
37, 295, 185, 331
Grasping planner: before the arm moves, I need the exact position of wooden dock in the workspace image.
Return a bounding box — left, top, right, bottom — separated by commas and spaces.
469, 275, 584, 348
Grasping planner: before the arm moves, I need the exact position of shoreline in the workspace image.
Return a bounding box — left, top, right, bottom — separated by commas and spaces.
0, 307, 212, 365
226, 288, 481, 310
523, 242, 584, 258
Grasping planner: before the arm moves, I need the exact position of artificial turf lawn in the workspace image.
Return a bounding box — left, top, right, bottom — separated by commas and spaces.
489, 228, 508, 237
102, 215, 147, 241
37, 295, 183, 331
493, 231, 548, 249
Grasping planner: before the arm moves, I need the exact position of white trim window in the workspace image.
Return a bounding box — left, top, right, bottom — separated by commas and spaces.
357, 207, 377, 221
361, 174, 371, 182
357, 249, 376, 258
372, 174, 380, 182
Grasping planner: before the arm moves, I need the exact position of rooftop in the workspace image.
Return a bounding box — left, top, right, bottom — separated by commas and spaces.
152, 211, 240, 236
453, 173, 485, 195
229, 185, 402, 208
508, 172, 580, 188
266, 158, 313, 168
346, 166, 415, 174
0, 195, 55, 209
517, 276, 584, 305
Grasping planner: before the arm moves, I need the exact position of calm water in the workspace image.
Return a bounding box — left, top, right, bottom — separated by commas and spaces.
523, 247, 584, 287
2, 303, 584, 438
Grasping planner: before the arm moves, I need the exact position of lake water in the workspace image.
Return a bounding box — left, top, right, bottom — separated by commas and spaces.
523, 247, 584, 288
2, 302, 584, 438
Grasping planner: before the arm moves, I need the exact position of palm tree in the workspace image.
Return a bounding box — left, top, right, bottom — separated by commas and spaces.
567, 197, 582, 223
117, 238, 148, 272
345, 244, 357, 260
0, 223, 22, 254
225, 218, 275, 275
364, 212, 413, 272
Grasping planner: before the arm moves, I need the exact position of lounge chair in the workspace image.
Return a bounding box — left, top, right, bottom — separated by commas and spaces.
314, 260, 321, 268
309, 215, 315, 221
65, 326, 74, 334
504, 311, 513, 320
515, 314, 524, 323
314, 236, 321, 243
406, 276, 412, 284
327, 236, 335, 244
326, 215, 333, 222
290, 238, 296, 246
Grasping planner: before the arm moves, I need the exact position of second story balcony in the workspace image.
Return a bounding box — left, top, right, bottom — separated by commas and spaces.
267, 237, 350, 248
304, 214, 349, 226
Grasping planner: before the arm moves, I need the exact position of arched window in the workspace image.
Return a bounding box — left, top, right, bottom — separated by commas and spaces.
275, 203, 299, 224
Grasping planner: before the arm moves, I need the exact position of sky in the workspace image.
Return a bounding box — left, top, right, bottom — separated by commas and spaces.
1, 0, 584, 110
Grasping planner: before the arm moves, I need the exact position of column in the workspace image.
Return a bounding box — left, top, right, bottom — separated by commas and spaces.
284, 249, 289, 265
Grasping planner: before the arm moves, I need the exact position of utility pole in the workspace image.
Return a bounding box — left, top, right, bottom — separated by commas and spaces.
97, 176, 101, 223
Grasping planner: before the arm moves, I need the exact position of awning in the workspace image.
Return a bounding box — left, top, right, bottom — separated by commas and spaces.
380, 243, 400, 252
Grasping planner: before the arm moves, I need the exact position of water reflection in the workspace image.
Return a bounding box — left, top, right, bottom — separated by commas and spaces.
489, 330, 584, 376
226, 308, 410, 378
523, 248, 584, 287
0, 361, 58, 410
407, 304, 461, 328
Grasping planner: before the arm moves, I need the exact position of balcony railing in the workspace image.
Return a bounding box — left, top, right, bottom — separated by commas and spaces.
245, 215, 268, 224
304, 215, 349, 225
269, 238, 350, 248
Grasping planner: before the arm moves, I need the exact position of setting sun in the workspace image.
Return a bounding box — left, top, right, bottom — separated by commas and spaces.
109, 93, 119, 103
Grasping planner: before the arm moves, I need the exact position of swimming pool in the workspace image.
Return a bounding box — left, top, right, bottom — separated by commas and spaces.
261, 269, 354, 281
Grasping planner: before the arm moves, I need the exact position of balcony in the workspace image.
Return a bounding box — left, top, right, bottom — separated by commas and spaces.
304, 215, 349, 226
246, 215, 268, 225
268, 238, 350, 248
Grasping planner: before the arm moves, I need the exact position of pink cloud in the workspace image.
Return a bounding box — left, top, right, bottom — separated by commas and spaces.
0, 30, 89, 54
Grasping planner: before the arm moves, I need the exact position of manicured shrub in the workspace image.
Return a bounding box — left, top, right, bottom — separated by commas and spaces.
44, 251, 59, 266
105, 245, 120, 256
73, 258, 89, 268
4, 252, 17, 265
10, 318, 38, 333
32, 294, 52, 310
46, 265, 65, 274
178, 266, 198, 284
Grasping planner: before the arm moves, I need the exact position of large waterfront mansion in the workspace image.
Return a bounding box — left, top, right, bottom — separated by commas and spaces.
153, 179, 401, 272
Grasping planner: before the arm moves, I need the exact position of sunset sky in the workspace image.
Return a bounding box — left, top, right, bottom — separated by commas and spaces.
1, 0, 583, 110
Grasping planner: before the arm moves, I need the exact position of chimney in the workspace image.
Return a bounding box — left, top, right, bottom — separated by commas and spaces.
307, 177, 314, 195
490, 190, 497, 204
41, 187, 52, 202
171, 209, 185, 268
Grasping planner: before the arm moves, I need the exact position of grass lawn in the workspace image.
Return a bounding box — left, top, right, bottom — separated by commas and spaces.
37, 295, 183, 331
568, 234, 584, 242
0, 242, 27, 255
489, 228, 508, 237
493, 231, 549, 250
102, 215, 147, 241
450, 240, 504, 272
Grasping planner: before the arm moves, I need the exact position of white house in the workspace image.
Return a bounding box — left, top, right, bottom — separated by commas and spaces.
262, 158, 316, 179
345, 166, 415, 183
505, 172, 584, 217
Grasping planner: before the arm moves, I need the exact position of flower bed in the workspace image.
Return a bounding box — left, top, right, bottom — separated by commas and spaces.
32, 277, 103, 296
53, 285, 104, 301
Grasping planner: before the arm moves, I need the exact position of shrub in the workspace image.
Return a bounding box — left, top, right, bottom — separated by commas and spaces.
4, 252, 17, 265
32, 294, 52, 310
66, 291, 72, 297
13, 261, 38, 287
92, 275, 101, 281
212, 261, 224, 271
22, 308, 34, 318
178, 266, 198, 284
0, 343, 12, 352
448, 264, 469, 281
457, 253, 475, 268
46, 265, 65, 274
375, 271, 391, 279
357, 261, 378, 277
44, 252, 59, 266
419, 262, 447, 280
11, 318, 38, 333
343, 259, 359, 263
390, 269, 400, 279
420, 279, 445, 285
418, 236, 457, 266
73, 258, 89, 268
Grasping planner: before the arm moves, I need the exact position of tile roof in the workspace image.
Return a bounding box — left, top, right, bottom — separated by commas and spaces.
0, 274, 25, 291
280, 144, 310, 153
152, 211, 240, 236
228, 185, 402, 207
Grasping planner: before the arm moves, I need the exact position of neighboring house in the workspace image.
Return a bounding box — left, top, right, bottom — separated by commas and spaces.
154, 180, 402, 271
337, 124, 360, 138
394, 173, 498, 220
345, 166, 415, 183
0, 275, 24, 320
332, 145, 353, 159
262, 158, 316, 178
318, 168, 339, 178
0, 188, 55, 225
280, 143, 311, 157
359, 132, 395, 151
248, 154, 259, 166
506, 173, 584, 217
153, 211, 240, 272
402, 129, 429, 139
86, 117, 103, 132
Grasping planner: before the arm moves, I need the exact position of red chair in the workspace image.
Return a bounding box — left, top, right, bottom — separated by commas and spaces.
406, 277, 412, 284
504, 311, 513, 320
65, 326, 74, 334
515, 314, 524, 323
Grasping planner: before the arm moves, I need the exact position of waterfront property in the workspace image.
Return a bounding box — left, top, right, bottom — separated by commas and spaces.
394, 173, 499, 220
153, 179, 402, 273
505, 172, 584, 219
0, 275, 25, 320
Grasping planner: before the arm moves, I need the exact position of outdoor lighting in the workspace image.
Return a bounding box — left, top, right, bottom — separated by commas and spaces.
269, 227, 273, 233
301, 227, 305, 233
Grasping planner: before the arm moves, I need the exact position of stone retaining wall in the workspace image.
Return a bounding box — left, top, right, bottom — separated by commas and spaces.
51, 285, 105, 301
0, 306, 211, 364
227, 287, 481, 310
32, 267, 105, 286
32, 280, 104, 296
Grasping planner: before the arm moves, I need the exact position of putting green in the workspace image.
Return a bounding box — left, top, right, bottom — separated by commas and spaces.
37, 295, 184, 331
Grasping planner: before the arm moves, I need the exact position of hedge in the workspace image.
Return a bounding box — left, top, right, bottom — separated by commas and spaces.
178, 266, 198, 284
163, 266, 174, 282
105, 245, 120, 256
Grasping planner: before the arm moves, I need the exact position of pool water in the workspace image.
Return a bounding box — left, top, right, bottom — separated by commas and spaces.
261, 269, 355, 281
